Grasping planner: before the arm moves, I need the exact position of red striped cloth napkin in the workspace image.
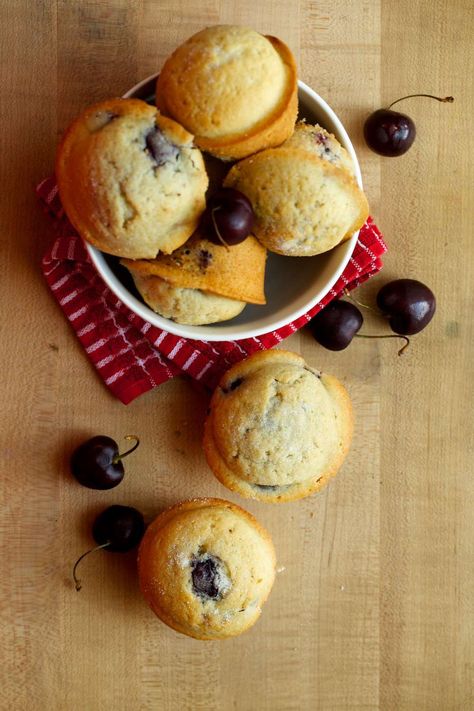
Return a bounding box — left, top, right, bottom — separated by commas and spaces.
38, 176, 387, 404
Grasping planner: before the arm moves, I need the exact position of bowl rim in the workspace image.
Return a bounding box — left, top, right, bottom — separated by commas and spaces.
86, 75, 362, 342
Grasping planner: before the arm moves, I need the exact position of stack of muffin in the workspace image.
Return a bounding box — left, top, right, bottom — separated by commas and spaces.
56, 25, 369, 325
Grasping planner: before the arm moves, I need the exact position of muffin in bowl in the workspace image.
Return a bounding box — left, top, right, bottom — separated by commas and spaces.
86, 78, 365, 341
138, 498, 276, 640
56, 98, 208, 259
224, 134, 368, 257
203, 350, 353, 502
120, 227, 266, 325
156, 25, 297, 160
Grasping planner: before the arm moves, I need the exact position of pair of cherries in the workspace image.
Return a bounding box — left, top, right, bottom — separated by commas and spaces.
70, 435, 145, 590
309, 279, 436, 352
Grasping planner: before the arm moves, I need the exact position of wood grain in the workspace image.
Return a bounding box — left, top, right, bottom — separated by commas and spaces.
0, 1, 472, 709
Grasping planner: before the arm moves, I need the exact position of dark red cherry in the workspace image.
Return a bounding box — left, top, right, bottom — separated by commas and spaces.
73, 505, 146, 591
202, 188, 254, 246
364, 109, 415, 157
70, 435, 139, 489
377, 279, 436, 335
364, 94, 453, 157
92, 505, 145, 552
309, 300, 363, 350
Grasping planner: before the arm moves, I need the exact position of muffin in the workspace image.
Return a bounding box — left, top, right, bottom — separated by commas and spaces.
224, 145, 368, 256
224, 146, 368, 257
138, 498, 276, 640
127, 274, 246, 325
121, 228, 266, 325
203, 350, 353, 502
156, 25, 297, 161
56, 98, 208, 259
284, 121, 356, 175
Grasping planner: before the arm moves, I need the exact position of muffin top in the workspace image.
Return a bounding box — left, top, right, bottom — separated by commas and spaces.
204, 350, 353, 501
156, 25, 297, 157
224, 146, 368, 256
284, 121, 355, 175
138, 498, 276, 640
56, 98, 208, 258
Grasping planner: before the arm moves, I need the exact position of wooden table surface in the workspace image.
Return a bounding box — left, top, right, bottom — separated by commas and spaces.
1, 1, 473, 709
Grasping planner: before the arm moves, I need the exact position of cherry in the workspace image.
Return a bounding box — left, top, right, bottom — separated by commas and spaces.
308, 300, 363, 350
70, 435, 140, 490
364, 109, 415, 157
91, 505, 145, 551
377, 279, 436, 335
364, 94, 453, 157
72, 505, 146, 591
201, 188, 254, 247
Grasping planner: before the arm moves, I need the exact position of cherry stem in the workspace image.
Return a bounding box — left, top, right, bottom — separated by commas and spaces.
112, 435, 140, 464
72, 542, 110, 591
210, 207, 230, 251
343, 289, 382, 315
388, 94, 454, 110
355, 333, 410, 356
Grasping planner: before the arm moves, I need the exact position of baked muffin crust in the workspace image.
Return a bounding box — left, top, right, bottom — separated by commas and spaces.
224, 147, 368, 256
138, 498, 276, 639
203, 350, 353, 502
156, 26, 297, 160
56, 98, 208, 258
284, 121, 356, 175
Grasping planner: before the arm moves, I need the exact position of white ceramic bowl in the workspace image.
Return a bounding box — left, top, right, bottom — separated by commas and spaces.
86, 75, 363, 341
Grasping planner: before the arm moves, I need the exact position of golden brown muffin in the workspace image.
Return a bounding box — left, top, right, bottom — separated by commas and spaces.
56, 98, 208, 258
121, 228, 266, 325
203, 350, 353, 502
138, 498, 276, 640
156, 25, 297, 160
224, 146, 369, 256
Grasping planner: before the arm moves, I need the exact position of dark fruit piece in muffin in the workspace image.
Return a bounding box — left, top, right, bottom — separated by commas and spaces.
191, 554, 231, 601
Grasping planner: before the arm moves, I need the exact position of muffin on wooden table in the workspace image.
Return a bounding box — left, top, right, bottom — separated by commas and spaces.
138, 498, 276, 640
203, 350, 353, 502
